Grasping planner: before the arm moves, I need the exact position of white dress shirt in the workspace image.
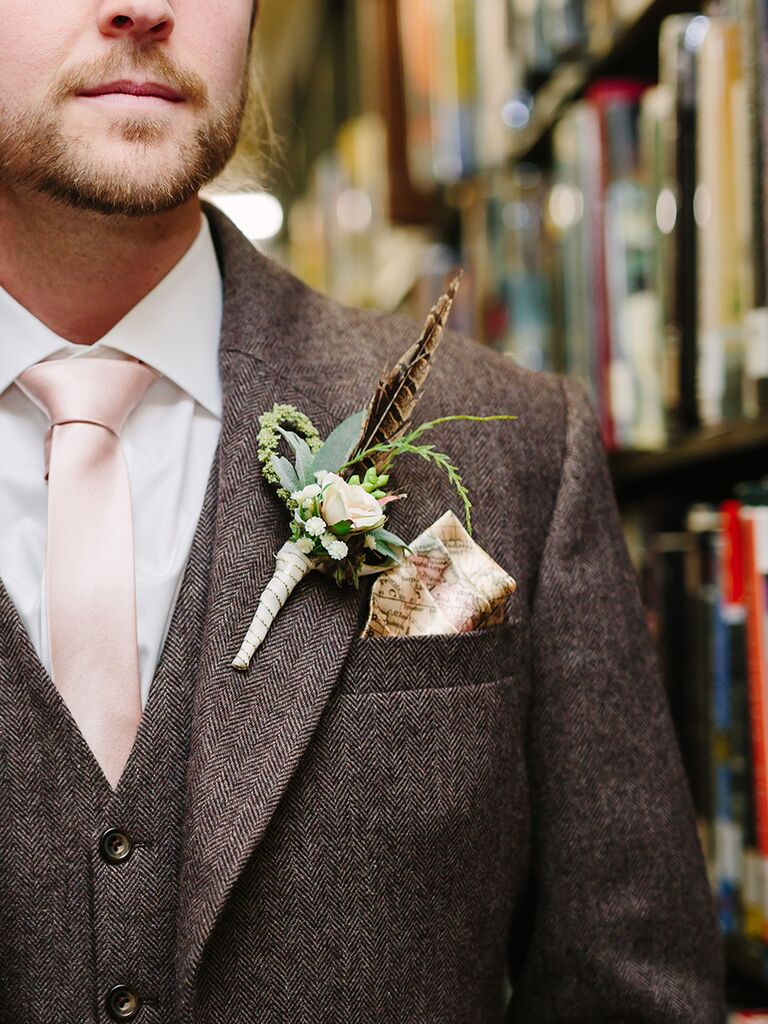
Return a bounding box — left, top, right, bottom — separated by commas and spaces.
0, 213, 222, 710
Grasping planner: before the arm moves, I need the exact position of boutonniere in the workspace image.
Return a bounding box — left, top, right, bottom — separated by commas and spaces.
231, 273, 517, 671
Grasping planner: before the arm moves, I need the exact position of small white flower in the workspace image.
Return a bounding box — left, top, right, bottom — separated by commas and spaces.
294, 536, 315, 555
305, 516, 327, 537
321, 534, 348, 560
331, 542, 348, 560
291, 483, 322, 503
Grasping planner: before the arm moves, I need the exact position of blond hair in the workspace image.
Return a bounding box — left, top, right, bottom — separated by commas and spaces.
208, 12, 284, 194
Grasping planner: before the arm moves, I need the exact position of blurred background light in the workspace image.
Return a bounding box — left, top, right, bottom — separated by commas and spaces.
206, 191, 285, 242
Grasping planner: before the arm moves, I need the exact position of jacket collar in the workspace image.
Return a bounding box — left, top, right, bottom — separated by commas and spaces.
175, 202, 380, 1001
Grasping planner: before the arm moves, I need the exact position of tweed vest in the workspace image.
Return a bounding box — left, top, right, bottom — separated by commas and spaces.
0, 448, 217, 1024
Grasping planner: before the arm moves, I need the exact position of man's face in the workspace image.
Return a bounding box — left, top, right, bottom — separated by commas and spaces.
0, 1, 256, 217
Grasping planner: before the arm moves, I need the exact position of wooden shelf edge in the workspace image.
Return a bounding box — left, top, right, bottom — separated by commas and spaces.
608, 416, 768, 492
725, 935, 768, 991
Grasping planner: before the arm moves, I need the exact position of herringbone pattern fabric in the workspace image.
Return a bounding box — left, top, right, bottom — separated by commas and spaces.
0, 201, 725, 1022
0, 440, 217, 1023
190, 205, 724, 1022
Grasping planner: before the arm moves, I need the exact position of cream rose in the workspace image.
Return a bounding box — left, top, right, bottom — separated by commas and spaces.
317, 471, 386, 532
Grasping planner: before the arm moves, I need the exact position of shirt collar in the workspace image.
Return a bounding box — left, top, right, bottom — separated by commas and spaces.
0, 211, 223, 418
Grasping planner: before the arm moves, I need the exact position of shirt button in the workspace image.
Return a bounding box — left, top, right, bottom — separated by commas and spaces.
99, 828, 134, 865
105, 984, 141, 1020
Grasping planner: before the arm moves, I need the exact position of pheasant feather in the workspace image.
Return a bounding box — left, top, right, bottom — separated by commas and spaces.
346, 272, 463, 475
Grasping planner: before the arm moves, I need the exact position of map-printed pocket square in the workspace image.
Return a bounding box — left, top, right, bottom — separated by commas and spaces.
361, 509, 517, 637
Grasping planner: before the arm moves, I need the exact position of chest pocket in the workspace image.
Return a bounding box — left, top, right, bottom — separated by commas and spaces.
337, 618, 525, 695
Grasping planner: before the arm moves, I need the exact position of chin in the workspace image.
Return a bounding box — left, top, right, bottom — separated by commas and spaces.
94, 147, 181, 176
75, 133, 190, 182
47, 180, 200, 218
7, 104, 241, 217
34, 152, 201, 217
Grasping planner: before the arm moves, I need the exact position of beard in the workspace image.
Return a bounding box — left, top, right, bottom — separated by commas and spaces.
0, 42, 249, 218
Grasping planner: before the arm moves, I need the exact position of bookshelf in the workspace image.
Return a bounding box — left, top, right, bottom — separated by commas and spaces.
506, 0, 703, 163
265, 0, 768, 1011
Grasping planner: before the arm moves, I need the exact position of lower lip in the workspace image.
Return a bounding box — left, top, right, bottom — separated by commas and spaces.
76, 93, 183, 109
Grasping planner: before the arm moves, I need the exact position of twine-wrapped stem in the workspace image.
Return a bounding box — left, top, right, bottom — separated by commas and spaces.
231, 540, 317, 671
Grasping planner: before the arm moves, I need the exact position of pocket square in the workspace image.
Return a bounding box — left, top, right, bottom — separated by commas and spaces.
361, 510, 517, 637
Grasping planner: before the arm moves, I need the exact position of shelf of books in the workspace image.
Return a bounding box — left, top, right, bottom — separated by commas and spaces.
275, 0, 768, 1012
622, 480, 768, 1011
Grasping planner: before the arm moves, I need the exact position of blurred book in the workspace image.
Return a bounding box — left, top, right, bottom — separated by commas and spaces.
626, 485, 768, 946
397, 0, 521, 185
542, 0, 589, 59
459, 168, 558, 372
740, 0, 768, 417
588, 79, 659, 450
397, 0, 438, 191
474, 0, 518, 168
551, 102, 603, 420
550, 80, 659, 450
696, 16, 750, 424
657, 15, 707, 439
511, 0, 557, 86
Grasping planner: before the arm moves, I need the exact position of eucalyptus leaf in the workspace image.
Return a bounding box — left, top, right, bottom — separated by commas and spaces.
372, 526, 409, 550
270, 454, 301, 494
372, 537, 398, 559
310, 409, 366, 478
358, 558, 400, 576
275, 426, 314, 487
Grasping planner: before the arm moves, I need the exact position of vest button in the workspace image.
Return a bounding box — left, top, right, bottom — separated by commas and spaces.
105, 984, 141, 1020
99, 828, 134, 865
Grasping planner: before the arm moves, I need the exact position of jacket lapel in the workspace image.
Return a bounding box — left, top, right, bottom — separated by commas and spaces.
175, 204, 375, 999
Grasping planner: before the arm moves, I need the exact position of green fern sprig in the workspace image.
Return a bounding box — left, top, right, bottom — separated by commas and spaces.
339, 413, 517, 535
405, 442, 473, 532
397, 414, 517, 446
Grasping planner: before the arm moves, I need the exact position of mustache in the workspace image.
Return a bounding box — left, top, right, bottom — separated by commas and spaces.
51, 42, 209, 106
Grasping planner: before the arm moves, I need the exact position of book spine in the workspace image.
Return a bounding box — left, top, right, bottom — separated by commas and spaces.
589, 98, 615, 450
696, 18, 748, 423
655, 14, 704, 436
685, 505, 720, 861
740, 507, 768, 863
721, 500, 753, 934
397, 0, 438, 191
552, 105, 603, 410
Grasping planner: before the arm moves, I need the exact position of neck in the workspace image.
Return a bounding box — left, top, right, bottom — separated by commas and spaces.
0, 185, 203, 345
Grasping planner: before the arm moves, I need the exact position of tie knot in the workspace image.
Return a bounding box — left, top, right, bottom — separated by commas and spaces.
15, 357, 159, 435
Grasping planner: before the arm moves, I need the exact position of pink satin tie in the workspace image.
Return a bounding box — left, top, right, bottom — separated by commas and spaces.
15, 357, 159, 790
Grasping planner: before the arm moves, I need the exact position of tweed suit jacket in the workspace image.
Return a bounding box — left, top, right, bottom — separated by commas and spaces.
152, 203, 723, 1020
